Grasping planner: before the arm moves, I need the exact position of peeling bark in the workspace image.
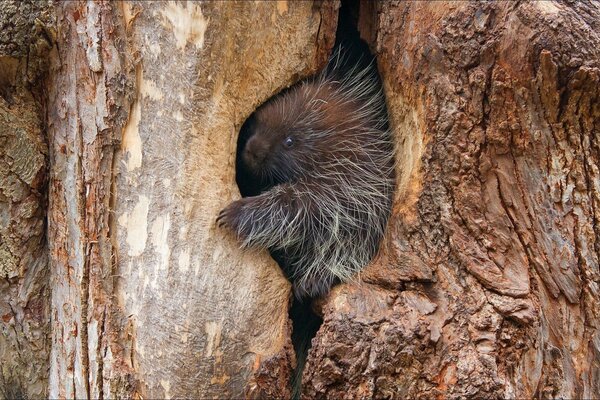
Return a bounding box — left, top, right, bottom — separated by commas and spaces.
46, 2, 133, 397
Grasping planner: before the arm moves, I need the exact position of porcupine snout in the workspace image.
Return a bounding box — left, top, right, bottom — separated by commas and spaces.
242, 134, 270, 173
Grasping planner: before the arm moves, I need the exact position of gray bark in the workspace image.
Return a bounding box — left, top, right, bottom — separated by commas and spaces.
44, 1, 337, 398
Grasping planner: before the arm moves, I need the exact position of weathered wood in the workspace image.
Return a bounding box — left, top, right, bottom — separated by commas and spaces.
303, 1, 600, 398
46, 1, 131, 397
45, 1, 337, 398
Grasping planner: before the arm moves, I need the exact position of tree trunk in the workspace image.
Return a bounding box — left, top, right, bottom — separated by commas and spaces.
44, 1, 337, 398
304, 1, 600, 398
1, 0, 599, 399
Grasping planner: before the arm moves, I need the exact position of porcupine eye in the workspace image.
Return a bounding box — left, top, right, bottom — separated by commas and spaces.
283, 136, 294, 148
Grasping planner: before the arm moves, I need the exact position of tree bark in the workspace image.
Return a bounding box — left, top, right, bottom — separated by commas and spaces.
304, 1, 600, 398
0, 1, 53, 398
44, 1, 337, 398
1, 0, 600, 399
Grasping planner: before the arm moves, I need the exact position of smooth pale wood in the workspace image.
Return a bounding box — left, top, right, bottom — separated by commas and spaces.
45, 1, 337, 398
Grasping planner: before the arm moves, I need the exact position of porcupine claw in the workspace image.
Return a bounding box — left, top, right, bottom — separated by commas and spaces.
216, 210, 226, 227
216, 207, 232, 228
216, 199, 245, 230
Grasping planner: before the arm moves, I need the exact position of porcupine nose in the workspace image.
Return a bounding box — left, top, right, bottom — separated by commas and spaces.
243, 135, 268, 170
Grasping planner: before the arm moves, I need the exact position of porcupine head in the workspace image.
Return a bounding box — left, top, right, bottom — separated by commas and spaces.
217, 52, 395, 300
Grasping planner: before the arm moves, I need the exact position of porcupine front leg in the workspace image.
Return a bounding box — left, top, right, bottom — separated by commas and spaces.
217, 183, 310, 250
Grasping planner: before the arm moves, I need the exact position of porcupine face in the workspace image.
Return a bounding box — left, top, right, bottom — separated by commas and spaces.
241, 88, 321, 186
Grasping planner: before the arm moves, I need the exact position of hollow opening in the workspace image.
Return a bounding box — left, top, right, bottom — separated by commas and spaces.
234, 0, 382, 396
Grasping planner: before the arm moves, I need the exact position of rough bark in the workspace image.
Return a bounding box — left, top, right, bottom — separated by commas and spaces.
46, 2, 133, 398
303, 1, 600, 399
0, 1, 53, 398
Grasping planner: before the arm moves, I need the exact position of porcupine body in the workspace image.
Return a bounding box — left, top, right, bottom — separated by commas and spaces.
217, 52, 395, 299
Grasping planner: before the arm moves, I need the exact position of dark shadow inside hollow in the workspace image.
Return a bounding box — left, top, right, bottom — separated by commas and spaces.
234, 0, 381, 397
289, 299, 323, 398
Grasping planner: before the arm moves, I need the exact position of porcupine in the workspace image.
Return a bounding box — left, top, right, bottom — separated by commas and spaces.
217, 50, 395, 299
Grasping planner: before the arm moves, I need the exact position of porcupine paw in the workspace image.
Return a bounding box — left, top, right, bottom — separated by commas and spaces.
217, 199, 248, 238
